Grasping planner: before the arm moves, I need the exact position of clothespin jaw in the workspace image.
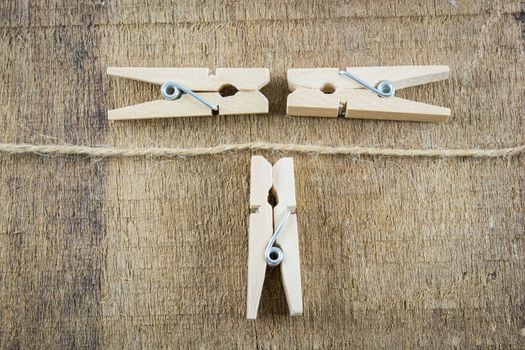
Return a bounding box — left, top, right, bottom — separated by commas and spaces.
107, 68, 270, 120
247, 156, 302, 319
286, 66, 451, 122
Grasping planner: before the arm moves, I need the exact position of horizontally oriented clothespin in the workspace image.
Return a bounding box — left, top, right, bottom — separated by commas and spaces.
247, 156, 302, 319
287, 65, 451, 122
107, 68, 270, 120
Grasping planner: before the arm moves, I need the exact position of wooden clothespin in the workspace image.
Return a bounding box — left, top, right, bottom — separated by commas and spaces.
107, 68, 269, 120
247, 156, 302, 319
287, 65, 451, 122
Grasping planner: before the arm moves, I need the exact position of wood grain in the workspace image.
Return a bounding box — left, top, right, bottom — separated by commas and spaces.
272, 158, 302, 317
107, 67, 270, 90
108, 91, 268, 120
287, 66, 451, 121
247, 156, 273, 319
287, 66, 450, 91
0, 1, 523, 348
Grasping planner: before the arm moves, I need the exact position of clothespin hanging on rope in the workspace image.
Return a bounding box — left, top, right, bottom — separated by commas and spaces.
286, 65, 451, 122
247, 156, 302, 319
107, 67, 270, 120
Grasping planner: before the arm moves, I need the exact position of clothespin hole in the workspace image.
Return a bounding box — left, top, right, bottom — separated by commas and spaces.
320, 83, 335, 94
218, 84, 239, 97
267, 189, 278, 207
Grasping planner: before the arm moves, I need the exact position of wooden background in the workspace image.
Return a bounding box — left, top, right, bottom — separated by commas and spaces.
0, 1, 524, 348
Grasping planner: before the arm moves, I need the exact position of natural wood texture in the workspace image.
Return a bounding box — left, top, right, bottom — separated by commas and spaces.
108, 91, 268, 120
107, 67, 270, 90
287, 88, 342, 118
247, 156, 302, 319
272, 157, 302, 316
247, 156, 273, 319
287, 66, 450, 91
287, 66, 451, 121
107, 67, 215, 88
0, 1, 524, 348
344, 90, 450, 122
107, 67, 270, 119
287, 88, 451, 121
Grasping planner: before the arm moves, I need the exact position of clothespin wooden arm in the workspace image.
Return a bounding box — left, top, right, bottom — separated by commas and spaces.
107, 67, 270, 91
247, 156, 273, 320
343, 89, 450, 122
342, 65, 449, 90
287, 88, 451, 122
287, 66, 449, 91
272, 158, 302, 316
108, 91, 268, 120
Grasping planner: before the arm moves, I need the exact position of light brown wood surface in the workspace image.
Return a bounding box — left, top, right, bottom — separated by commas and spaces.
247, 156, 274, 320
287, 66, 450, 91
287, 66, 451, 121
272, 158, 302, 316
344, 90, 450, 122
107, 67, 270, 90
108, 91, 268, 120
247, 156, 302, 319
107, 68, 270, 119
0, 1, 523, 348
287, 88, 451, 121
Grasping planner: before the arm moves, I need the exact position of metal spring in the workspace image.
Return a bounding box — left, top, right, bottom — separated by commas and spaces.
161, 81, 219, 112
339, 70, 395, 98
265, 208, 293, 267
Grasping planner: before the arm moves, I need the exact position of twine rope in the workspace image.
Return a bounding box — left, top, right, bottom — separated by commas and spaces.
0, 142, 524, 159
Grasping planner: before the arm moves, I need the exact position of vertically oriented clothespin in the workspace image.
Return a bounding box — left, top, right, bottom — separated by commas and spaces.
286, 65, 451, 122
107, 68, 270, 120
247, 156, 302, 319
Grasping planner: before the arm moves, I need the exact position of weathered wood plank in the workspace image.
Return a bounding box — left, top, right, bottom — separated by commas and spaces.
0, 1, 523, 348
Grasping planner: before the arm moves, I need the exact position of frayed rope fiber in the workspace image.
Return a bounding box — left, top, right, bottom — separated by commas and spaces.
0, 142, 524, 159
